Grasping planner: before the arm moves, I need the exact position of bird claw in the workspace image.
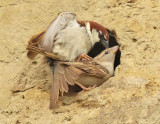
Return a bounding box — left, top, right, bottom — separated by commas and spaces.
76, 54, 92, 62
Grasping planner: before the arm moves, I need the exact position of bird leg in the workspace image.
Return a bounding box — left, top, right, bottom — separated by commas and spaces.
76, 54, 92, 62
75, 81, 96, 94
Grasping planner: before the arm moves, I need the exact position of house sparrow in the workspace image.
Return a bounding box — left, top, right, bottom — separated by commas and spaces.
27, 12, 110, 61
50, 45, 119, 108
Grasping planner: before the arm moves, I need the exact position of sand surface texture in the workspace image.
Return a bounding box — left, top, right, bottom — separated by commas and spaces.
0, 0, 160, 123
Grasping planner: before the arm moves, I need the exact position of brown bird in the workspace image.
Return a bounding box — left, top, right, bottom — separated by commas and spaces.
50, 45, 119, 109
27, 12, 110, 61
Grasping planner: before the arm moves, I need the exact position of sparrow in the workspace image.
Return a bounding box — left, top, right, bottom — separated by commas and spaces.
50, 45, 119, 109
27, 12, 110, 61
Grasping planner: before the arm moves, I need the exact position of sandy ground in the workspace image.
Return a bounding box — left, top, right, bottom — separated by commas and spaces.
0, 0, 160, 123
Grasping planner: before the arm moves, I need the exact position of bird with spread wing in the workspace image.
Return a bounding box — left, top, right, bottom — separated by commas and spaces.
26, 12, 119, 109
27, 12, 110, 61
47, 46, 118, 108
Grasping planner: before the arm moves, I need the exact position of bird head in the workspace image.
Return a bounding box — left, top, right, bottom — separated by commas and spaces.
95, 45, 119, 61
78, 21, 109, 48
93, 45, 119, 76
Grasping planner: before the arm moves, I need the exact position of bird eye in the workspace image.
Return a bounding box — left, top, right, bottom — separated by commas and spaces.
105, 51, 108, 54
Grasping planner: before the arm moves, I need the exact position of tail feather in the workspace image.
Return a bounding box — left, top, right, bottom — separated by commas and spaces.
49, 64, 69, 109
49, 63, 83, 109
50, 73, 59, 109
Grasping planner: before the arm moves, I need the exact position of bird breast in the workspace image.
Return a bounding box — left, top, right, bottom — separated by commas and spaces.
52, 27, 92, 61
77, 74, 110, 87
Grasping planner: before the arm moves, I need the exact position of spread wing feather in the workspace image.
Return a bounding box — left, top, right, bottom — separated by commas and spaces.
50, 63, 83, 109
68, 65, 83, 76
64, 66, 76, 85
50, 61, 108, 109
50, 64, 69, 109
59, 61, 108, 78
60, 73, 68, 93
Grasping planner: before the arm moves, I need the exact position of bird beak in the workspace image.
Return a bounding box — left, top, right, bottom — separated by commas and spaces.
112, 45, 119, 54
101, 40, 109, 48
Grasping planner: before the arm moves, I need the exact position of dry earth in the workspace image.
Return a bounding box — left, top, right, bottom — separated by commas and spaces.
0, 0, 160, 123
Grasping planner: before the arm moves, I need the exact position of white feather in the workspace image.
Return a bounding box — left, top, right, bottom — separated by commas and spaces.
85, 22, 99, 47
40, 12, 76, 52
52, 26, 91, 61
40, 12, 100, 61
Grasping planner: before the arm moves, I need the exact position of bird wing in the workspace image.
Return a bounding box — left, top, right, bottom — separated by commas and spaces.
50, 63, 83, 109
27, 30, 46, 59
50, 64, 68, 109
59, 61, 109, 78
26, 44, 60, 60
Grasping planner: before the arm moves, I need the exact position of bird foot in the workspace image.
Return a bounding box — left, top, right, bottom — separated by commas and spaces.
77, 85, 97, 94
76, 54, 92, 62
75, 81, 96, 94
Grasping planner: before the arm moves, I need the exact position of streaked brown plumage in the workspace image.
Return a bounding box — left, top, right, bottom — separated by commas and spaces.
26, 12, 119, 109
50, 46, 119, 108
26, 43, 119, 108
